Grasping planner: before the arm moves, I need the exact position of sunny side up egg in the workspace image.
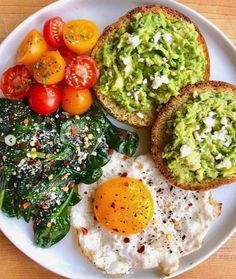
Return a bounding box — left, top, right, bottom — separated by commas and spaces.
71, 151, 221, 276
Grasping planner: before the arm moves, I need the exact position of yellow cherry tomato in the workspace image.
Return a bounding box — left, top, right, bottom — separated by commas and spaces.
33, 50, 66, 84
17, 29, 48, 65
61, 86, 93, 115
63, 19, 99, 54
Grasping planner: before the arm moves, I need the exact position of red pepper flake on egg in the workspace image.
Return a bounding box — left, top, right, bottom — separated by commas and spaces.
123, 237, 130, 243
120, 172, 128, 177
137, 245, 145, 253
81, 227, 88, 235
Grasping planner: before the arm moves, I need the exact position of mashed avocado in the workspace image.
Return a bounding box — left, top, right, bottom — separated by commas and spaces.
162, 91, 236, 184
94, 12, 207, 114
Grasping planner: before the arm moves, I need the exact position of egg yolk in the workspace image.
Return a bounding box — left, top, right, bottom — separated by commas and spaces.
93, 177, 154, 235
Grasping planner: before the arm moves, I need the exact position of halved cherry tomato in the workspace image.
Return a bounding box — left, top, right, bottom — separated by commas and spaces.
58, 45, 77, 65
33, 50, 66, 84
63, 19, 99, 54
1, 65, 32, 99
17, 29, 48, 65
65, 56, 99, 89
61, 86, 93, 115
43, 17, 65, 48
28, 85, 61, 115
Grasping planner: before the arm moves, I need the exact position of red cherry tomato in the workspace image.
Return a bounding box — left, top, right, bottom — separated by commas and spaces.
65, 55, 99, 89
28, 85, 61, 115
58, 45, 77, 64
1, 65, 32, 100
43, 17, 65, 48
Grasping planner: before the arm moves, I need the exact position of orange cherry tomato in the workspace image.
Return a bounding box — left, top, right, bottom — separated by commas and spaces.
17, 29, 48, 65
33, 50, 66, 85
63, 19, 99, 54
61, 86, 93, 115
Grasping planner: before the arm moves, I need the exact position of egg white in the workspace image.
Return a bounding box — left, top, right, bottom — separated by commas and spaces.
71, 151, 221, 275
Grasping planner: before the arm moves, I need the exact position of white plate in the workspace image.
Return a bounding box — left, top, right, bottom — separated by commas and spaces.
0, 0, 236, 278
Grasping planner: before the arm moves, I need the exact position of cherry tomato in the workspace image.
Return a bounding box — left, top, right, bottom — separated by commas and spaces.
17, 29, 48, 65
65, 56, 99, 89
1, 65, 32, 100
58, 45, 77, 65
61, 86, 93, 115
63, 19, 99, 54
28, 85, 61, 115
43, 17, 65, 48
33, 50, 66, 85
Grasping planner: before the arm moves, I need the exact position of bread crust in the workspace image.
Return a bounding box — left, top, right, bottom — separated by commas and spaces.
92, 5, 210, 127
151, 81, 236, 191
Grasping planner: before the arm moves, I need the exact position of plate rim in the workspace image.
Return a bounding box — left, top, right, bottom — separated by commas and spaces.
0, 0, 236, 278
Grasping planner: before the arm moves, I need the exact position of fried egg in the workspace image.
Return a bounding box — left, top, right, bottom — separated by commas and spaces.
71, 151, 221, 275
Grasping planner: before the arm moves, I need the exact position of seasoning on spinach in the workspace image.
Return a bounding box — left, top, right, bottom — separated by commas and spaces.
0, 99, 138, 248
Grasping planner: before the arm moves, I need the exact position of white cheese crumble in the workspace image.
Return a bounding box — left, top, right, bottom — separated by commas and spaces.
153, 33, 161, 44
152, 74, 169, 90
180, 145, 191, 158
163, 33, 172, 43
215, 153, 223, 160
162, 57, 168, 63
194, 131, 203, 142
127, 35, 140, 48
138, 57, 145, 63
193, 90, 198, 98
120, 56, 131, 66
5, 134, 16, 146
136, 112, 144, 119
124, 64, 132, 74
133, 91, 140, 104
203, 114, 215, 128
221, 117, 228, 126
216, 159, 232, 169
143, 78, 148, 85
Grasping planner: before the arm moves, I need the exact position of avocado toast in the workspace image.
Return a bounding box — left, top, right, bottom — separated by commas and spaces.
92, 5, 210, 127
151, 81, 236, 191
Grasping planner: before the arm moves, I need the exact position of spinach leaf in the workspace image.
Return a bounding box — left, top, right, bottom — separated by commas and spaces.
34, 188, 80, 248
105, 123, 139, 156
0, 100, 139, 248
0, 99, 30, 135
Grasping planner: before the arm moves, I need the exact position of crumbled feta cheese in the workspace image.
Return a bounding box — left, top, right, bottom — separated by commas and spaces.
133, 91, 140, 103
143, 78, 148, 85
212, 128, 227, 142
127, 92, 132, 97
221, 117, 228, 126
215, 153, 223, 160
138, 57, 145, 63
0, 118, 3, 123
127, 35, 140, 48
153, 33, 161, 44
136, 112, 144, 119
152, 74, 169, 90
203, 114, 215, 128
124, 64, 132, 74
195, 125, 200, 130
224, 135, 232, 147
5, 134, 16, 146
216, 159, 232, 169
163, 33, 172, 43
162, 57, 168, 63
209, 111, 216, 117
120, 56, 131, 65
194, 131, 203, 142
180, 145, 191, 158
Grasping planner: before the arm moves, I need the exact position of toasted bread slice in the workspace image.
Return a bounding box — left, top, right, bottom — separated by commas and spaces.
151, 81, 236, 191
92, 5, 210, 127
